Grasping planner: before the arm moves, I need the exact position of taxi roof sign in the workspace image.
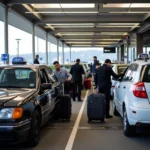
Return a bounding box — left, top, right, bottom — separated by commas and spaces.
137, 53, 149, 60
12, 57, 27, 64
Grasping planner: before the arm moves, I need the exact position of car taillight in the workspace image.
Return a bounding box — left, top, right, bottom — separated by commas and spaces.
133, 82, 148, 98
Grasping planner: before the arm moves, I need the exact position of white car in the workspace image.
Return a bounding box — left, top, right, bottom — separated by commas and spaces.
111, 64, 128, 98
113, 54, 150, 136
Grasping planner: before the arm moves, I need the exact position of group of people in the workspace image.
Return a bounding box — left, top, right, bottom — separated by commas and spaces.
34, 54, 122, 118
53, 59, 84, 102
34, 55, 84, 102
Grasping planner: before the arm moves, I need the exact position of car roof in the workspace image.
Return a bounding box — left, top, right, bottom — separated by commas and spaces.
113, 64, 128, 67
0, 64, 47, 69
131, 60, 150, 66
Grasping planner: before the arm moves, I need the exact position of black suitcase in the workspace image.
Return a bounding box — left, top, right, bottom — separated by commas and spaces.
56, 95, 72, 121
87, 93, 106, 123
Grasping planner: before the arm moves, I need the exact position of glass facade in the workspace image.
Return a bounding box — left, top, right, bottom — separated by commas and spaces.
0, 21, 4, 64
8, 25, 32, 64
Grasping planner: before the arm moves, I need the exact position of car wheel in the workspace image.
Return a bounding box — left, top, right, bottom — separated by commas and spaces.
27, 110, 41, 147
123, 108, 136, 137
113, 100, 119, 116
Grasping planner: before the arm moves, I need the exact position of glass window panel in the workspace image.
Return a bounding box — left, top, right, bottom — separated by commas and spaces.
38, 38, 46, 64
8, 25, 32, 64
48, 43, 57, 64
64, 46, 70, 64
71, 47, 117, 63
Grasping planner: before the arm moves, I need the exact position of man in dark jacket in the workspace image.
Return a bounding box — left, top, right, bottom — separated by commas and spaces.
92, 56, 98, 74
95, 59, 121, 118
33, 55, 40, 64
92, 56, 98, 85
70, 59, 85, 102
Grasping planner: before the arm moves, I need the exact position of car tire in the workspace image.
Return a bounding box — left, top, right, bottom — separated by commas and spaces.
27, 110, 41, 147
123, 107, 136, 137
113, 100, 119, 116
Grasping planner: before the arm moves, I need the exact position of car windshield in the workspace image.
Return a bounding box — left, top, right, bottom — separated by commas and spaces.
0, 67, 36, 88
117, 66, 127, 74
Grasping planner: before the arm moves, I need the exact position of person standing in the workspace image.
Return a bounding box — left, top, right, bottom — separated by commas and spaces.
53, 61, 72, 95
95, 59, 121, 118
53, 61, 72, 83
33, 55, 40, 64
94, 62, 101, 89
92, 56, 98, 84
70, 59, 85, 102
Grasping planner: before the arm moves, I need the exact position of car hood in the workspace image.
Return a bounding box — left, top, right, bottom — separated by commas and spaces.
0, 88, 37, 106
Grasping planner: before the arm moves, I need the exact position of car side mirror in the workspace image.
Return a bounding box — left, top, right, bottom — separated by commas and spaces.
40, 83, 52, 90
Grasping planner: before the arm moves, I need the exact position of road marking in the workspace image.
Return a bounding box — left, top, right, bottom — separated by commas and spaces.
65, 90, 89, 150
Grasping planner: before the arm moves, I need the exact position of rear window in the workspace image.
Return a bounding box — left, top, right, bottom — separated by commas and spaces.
142, 65, 150, 82
117, 66, 127, 74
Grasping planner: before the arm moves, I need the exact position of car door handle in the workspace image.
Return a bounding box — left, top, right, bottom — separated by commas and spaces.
123, 86, 126, 89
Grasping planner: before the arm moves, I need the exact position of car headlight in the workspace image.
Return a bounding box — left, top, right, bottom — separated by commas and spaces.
0, 108, 14, 119
0, 108, 23, 119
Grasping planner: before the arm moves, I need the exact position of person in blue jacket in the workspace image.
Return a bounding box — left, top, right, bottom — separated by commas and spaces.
92, 56, 98, 84
33, 55, 40, 64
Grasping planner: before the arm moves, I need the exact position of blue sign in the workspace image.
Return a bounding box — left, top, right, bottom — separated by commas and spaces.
12, 57, 27, 64
124, 56, 127, 58
1, 54, 8, 61
40, 57, 43, 60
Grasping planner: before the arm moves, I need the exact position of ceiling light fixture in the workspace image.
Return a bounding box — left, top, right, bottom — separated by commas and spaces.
109, 11, 149, 14
26, 11, 98, 14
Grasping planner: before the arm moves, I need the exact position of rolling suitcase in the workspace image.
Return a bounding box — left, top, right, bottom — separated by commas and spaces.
84, 78, 91, 89
56, 82, 72, 121
87, 93, 106, 123
57, 95, 72, 121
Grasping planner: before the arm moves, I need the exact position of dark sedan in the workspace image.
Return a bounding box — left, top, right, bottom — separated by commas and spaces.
0, 64, 61, 147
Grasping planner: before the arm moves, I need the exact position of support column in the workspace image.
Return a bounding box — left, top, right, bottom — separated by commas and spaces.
32, 24, 35, 63
117, 47, 119, 62
127, 43, 129, 64
145, 47, 147, 54
136, 34, 143, 57
57, 39, 59, 61
121, 45, 124, 62
70, 46, 71, 63
62, 42, 64, 64
4, 6, 9, 64
46, 32, 48, 65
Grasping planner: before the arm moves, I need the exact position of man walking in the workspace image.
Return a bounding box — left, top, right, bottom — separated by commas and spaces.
33, 55, 40, 64
70, 59, 85, 102
95, 59, 121, 118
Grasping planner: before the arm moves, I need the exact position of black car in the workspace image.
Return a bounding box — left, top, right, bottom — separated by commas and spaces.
0, 64, 61, 146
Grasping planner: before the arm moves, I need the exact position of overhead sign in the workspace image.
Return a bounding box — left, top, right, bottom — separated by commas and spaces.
103, 47, 116, 53
1, 54, 8, 61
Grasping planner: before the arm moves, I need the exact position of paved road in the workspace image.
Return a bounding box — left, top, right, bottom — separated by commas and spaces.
1, 90, 150, 150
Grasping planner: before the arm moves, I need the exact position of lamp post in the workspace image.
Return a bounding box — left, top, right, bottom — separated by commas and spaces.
15, 39, 21, 57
